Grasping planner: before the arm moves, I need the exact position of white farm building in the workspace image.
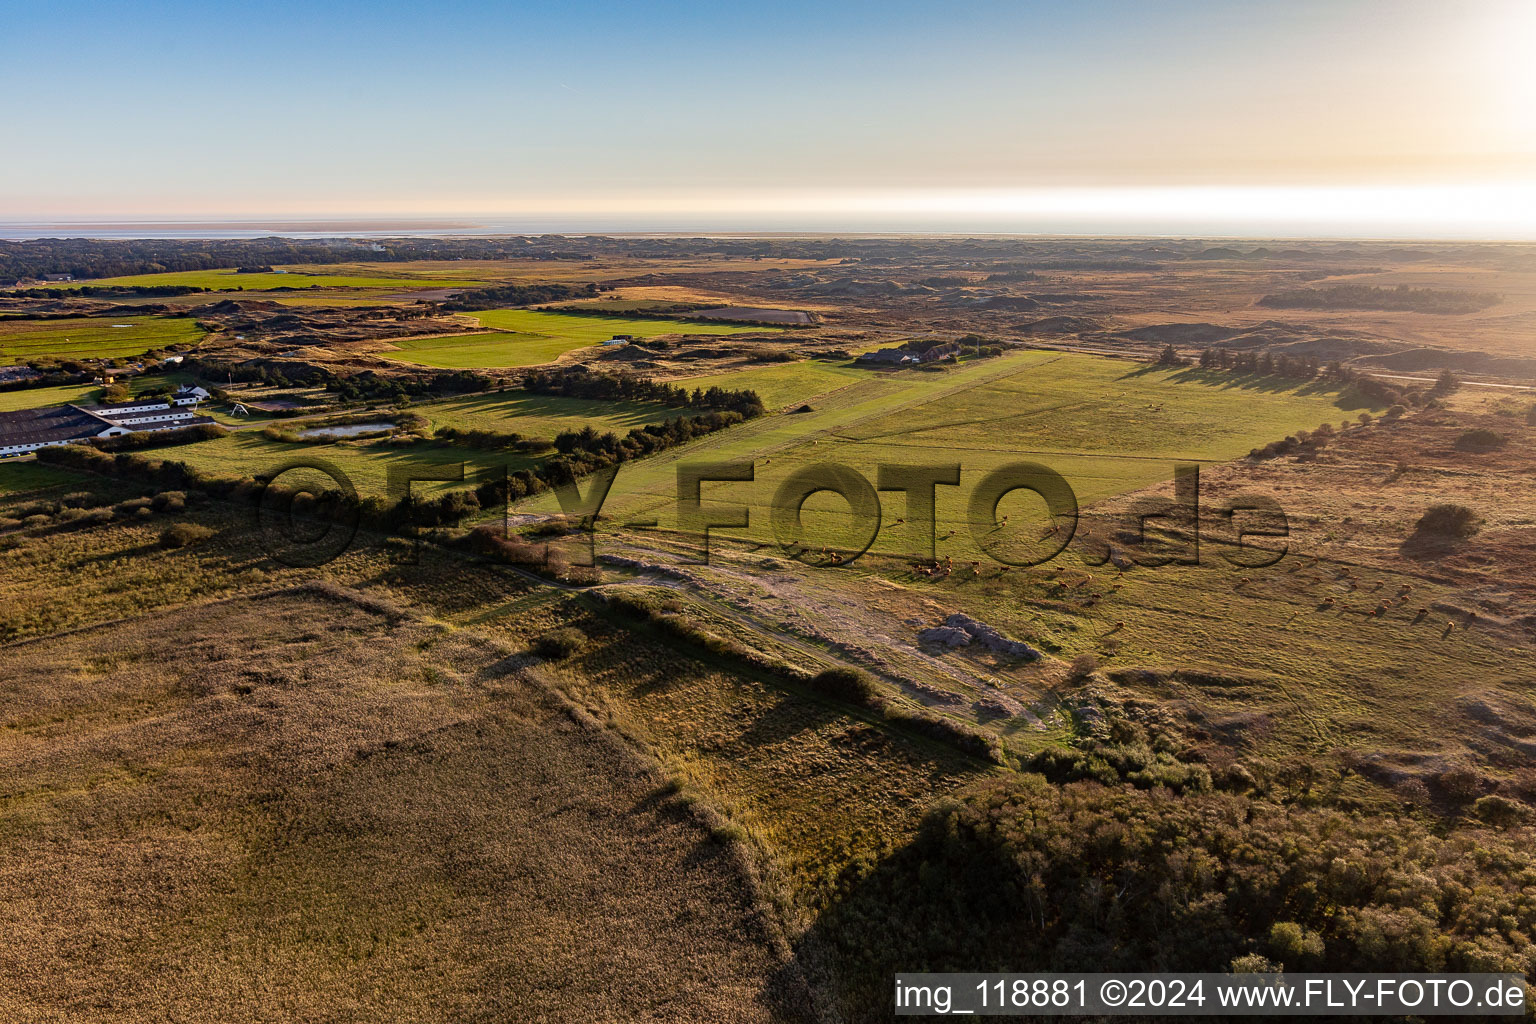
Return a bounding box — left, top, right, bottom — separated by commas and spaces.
0, 390, 215, 458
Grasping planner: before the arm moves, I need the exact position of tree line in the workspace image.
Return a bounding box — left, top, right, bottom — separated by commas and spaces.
438, 282, 599, 311
521, 367, 766, 417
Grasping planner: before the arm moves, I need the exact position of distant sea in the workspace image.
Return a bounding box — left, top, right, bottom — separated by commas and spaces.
0, 220, 495, 240
3, 214, 1533, 242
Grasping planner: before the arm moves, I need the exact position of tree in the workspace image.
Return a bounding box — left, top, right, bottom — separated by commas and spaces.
1431, 369, 1461, 396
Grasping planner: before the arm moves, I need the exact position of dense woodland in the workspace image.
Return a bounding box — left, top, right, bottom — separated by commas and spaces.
815, 775, 1535, 1017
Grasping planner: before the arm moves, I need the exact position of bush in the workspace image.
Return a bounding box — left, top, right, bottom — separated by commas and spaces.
91, 422, 227, 452
113, 497, 153, 518
1431, 369, 1462, 395
159, 523, 216, 548
534, 627, 587, 660
1474, 795, 1524, 826
1454, 428, 1506, 452
1415, 503, 1481, 539
809, 666, 881, 704
1066, 653, 1099, 683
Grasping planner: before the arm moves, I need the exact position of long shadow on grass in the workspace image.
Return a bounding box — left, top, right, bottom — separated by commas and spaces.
1116, 364, 1359, 405
729, 692, 844, 750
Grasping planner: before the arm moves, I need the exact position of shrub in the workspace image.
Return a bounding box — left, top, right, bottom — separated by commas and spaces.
159, 523, 216, 548
534, 627, 587, 660
809, 666, 881, 704
91, 422, 227, 452
1066, 653, 1099, 683
1454, 428, 1506, 452
113, 497, 153, 517
1474, 795, 1523, 826
1415, 503, 1481, 539
1431, 369, 1462, 395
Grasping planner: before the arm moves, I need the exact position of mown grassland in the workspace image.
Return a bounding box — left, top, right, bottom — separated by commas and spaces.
383, 309, 775, 369
0, 589, 801, 1022
0, 382, 102, 412
0, 315, 206, 365
417, 389, 684, 437
680, 360, 872, 409
0, 461, 82, 495
380, 331, 591, 368
519, 351, 1367, 556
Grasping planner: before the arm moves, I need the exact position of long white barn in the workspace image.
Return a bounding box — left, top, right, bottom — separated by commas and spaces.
0, 387, 214, 458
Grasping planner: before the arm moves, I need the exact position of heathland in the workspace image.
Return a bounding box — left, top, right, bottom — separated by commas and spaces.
2, 235, 1534, 1020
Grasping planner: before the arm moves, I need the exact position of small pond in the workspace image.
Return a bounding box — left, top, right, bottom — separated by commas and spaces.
297, 422, 397, 440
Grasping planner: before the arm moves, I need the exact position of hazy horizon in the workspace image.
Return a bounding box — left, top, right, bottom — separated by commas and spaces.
4, 0, 1533, 238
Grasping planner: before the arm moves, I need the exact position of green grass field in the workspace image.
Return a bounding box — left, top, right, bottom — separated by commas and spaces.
382, 309, 777, 369
381, 332, 586, 369
679, 360, 872, 409
0, 316, 206, 365
70, 268, 486, 291
417, 390, 684, 437
379, 308, 774, 373
0, 382, 103, 412
519, 351, 1376, 554
0, 461, 82, 494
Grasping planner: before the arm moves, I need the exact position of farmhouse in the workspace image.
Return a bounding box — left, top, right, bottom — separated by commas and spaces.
41, 273, 74, 283
856, 347, 917, 365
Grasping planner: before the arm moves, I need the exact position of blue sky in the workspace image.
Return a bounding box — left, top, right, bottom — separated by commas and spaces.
2, 0, 1532, 234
